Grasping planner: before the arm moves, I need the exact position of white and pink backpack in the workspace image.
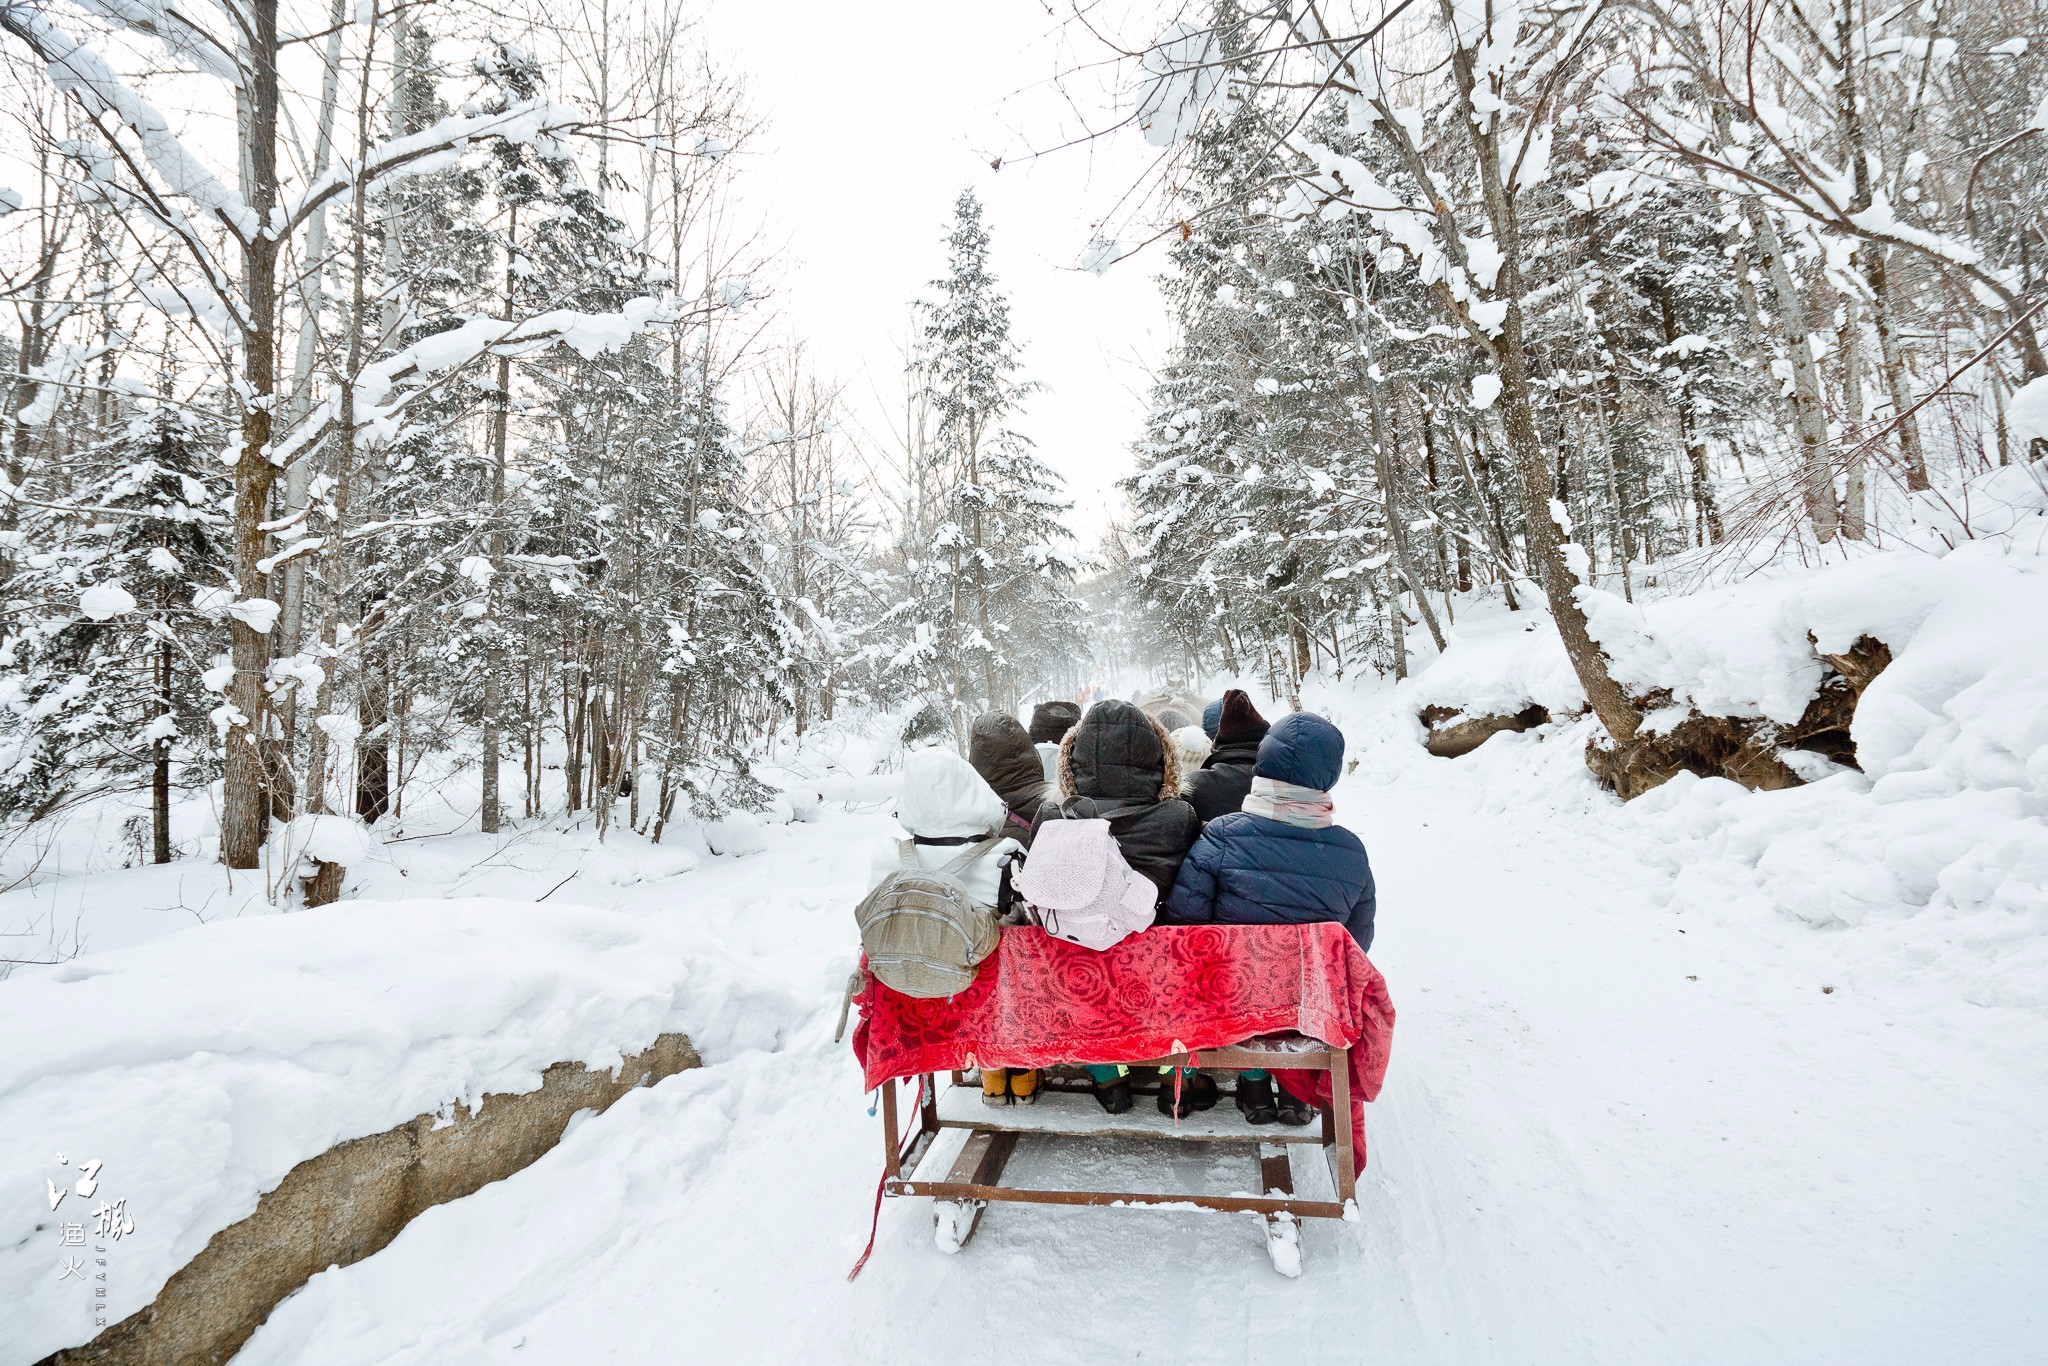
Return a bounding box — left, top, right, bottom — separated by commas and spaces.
1013, 818, 1158, 952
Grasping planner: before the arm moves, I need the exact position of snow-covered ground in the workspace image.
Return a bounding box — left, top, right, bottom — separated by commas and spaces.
156, 718, 2048, 1363
8, 590, 2047, 1362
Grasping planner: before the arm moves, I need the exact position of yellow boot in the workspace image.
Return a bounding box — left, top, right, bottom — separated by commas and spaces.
980, 1067, 1010, 1107
1007, 1068, 1040, 1105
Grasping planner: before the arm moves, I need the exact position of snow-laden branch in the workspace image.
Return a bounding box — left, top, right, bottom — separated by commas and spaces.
1, 1, 256, 241
356, 295, 680, 408
281, 96, 588, 237
72, 0, 241, 84
256, 296, 685, 464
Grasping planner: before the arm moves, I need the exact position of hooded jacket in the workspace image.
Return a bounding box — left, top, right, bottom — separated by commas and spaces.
1162, 712, 1376, 950
1183, 690, 1271, 825
869, 747, 1020, 909
1028, 701, 1081, 745
1028, 699, 1201, 898
968, 712, 1051, 838
1029, 701, 1083, 783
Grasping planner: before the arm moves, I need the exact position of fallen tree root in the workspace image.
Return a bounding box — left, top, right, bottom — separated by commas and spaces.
1418, 703, 1552, 758
1585, 636, 1893, 800
42, 1032, 701, 1366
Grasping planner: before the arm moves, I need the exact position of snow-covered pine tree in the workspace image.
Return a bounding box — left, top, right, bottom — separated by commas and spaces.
0, 407, 231, 859
916, 190, 1084, 717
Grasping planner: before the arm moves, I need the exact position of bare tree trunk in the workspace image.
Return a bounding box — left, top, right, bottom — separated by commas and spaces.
152, 639, 173, 864
1839, 291, 1869, 541
1449, 420, 1521, 610
275, 0, 349, 796
1445, 36, 1642, 742
355, 667, 390, 822
481, 205, 518, 835
1991, 361, 2012, 467
1750, 213, 1839, 543
1371, 389, 1446, 652
1657, 242, 1722, 545
221, 0, 283, 869
1863, 248, 1928, 490
2, 122, 67, 581
1383, 571, 1408, 681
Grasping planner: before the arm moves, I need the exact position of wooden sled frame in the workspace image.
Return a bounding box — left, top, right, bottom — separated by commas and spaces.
878, 1037, 1355, 1275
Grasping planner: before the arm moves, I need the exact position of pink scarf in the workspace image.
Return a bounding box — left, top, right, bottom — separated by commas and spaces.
1241, 776, 1334, 829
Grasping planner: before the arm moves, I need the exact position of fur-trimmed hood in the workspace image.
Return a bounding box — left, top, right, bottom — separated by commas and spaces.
1056, 699, 1182, 804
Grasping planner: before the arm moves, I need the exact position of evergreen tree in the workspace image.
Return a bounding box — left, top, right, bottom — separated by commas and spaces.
0, 408, 232, 857
914, 190, 1084, 717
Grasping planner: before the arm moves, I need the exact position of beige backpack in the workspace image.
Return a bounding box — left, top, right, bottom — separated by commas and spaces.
853, 836, 1004, 999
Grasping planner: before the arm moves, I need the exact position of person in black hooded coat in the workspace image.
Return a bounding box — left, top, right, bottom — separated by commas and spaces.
1028, 701, 1081, 783
1028, 698, 1206, 1116
1028, 699, 1200, 899
1183, 689, 1270, 825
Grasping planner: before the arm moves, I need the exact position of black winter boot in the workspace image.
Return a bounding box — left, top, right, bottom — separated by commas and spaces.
1092, 1076, 1134, 1115
1235, 1075, 1279, 1125
1157, 1070, 1219, 1118
1274, 1089, 1316, 1127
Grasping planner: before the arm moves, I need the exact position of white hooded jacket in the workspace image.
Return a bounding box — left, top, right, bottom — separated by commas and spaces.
867, 748, 1020, 909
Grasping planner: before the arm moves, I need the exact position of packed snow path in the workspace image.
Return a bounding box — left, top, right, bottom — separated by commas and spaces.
234, 746, 2047, 1365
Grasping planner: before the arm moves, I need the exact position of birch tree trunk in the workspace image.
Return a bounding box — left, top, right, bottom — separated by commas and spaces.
1839, 292, 1869, 541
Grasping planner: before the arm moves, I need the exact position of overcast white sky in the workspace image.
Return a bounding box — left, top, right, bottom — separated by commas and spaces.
702, 1, 1174, 547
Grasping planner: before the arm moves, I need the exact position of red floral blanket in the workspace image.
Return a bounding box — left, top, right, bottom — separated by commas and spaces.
850, 922, 1394, 1167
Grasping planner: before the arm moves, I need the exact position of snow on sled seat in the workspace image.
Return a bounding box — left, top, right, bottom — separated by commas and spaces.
848, 922, 1394, 1274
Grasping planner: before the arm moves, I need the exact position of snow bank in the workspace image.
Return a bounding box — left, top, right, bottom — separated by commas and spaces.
2013, 377, 2048, 445
0, 897, 801, 1364
1412, 544, 2048, 753
1394, 540, 2048, 1017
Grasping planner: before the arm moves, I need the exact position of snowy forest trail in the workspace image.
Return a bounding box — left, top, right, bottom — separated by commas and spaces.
232, 736, 2048, 1366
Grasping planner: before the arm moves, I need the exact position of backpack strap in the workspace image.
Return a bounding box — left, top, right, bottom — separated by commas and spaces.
938, 833, 1005, 876
896, 839, 919, 872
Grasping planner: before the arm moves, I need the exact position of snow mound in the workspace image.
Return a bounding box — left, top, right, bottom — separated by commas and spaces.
1411, 544, 2048, 768
2012, 377, 2048, 445
1400, 541, 2048, 1016
581, 843, 699, 886
78, 582, 135, 620
276, 813, 377, 867
703, 810, 767, 857
0, 897, 800, 1363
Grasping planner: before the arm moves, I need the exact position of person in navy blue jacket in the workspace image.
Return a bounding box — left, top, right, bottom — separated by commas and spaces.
1162, 710, 1376, 1126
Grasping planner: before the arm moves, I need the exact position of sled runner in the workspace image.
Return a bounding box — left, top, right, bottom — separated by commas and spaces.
876, 1034, 1355, 1277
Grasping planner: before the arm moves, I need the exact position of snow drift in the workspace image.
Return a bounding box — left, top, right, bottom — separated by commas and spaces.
0, 897, 803, 1364
1391, 536, 2048, 1017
